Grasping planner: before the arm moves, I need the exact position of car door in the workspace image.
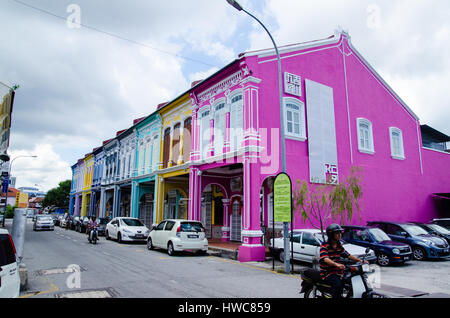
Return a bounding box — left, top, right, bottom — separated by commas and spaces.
385, 224, 409, 244
299, 232, 320, 262
0, 233, 20, 298
153, 221, 167, 247
110, 219, 119, 239
162, 221, 176, 248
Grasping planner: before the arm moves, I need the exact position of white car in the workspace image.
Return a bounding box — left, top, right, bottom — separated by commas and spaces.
0, 229, 20, 298
105, 217, 150, 243
33, 215, 55, 231
147, 219, 208, 256
271, 229, 376, 264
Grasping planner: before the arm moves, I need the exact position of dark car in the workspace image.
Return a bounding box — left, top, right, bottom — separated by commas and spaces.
70, 216, 80, 230
97, 218, 108, 236
413, 223, 450, 245
77, 216, 90, 233
342, 226, 412, 266
431, 218, 450, 231
367, 221, 450, 261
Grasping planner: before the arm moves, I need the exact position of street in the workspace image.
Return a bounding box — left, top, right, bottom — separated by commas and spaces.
9, 219, 450, 299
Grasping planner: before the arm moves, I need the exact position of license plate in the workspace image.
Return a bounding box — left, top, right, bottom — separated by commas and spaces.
188, 235, 199, 239
135, 234, 144, 238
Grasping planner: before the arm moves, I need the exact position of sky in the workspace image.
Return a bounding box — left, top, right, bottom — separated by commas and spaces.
0, 0, 449, 192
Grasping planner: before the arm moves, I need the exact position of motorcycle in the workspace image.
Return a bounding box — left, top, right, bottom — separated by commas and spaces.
88, 226, 98, 244
300, 248, 387, 298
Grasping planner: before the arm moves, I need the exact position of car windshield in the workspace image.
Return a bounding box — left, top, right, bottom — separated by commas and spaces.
368, 228, 391, 242
313, 232, 347, 244
37, 216, 53, 221
180, 222, 204, 232
121, 219, 144, 227
428, 224, 450, 235
403, 225, 428, 236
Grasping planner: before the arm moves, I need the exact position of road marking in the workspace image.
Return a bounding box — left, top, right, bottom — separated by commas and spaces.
207, 256, 299, 278
19, 283, 59, 298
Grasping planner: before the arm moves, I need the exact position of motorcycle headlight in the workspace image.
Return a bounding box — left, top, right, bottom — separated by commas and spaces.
392, 248, 400, 255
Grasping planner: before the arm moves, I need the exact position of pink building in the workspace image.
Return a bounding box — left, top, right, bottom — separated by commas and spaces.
187, 31, 450, 262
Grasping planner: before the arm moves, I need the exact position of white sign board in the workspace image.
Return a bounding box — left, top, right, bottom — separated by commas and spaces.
284, 72, 302, 97
305, 79, 339, 184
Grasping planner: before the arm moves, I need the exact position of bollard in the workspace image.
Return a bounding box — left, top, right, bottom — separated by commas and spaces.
11, 208, 27, 263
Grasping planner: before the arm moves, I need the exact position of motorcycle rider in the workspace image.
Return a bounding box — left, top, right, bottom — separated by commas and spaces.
87, 216, 99, 241
319, 224, 367, 298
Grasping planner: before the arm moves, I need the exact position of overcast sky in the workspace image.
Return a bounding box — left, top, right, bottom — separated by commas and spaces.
0, 0, 448, 192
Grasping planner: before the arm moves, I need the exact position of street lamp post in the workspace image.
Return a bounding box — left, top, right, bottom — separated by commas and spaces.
226, 0, 291, 273
1, 155, 38, 227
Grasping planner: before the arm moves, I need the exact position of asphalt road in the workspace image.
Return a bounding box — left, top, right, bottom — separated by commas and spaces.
9, 218, 450, 299
17, 219, 301, 298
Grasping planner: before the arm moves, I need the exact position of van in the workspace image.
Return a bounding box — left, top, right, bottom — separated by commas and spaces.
0, 229, 20, 298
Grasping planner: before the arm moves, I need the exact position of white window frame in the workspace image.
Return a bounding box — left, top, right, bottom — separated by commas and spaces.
213, 99, 226, 156
389, 127, 405, 160
356, 118, 375, 154
200, 108, 211, 159
229, 91, 244, 151
283, 97, 306, 141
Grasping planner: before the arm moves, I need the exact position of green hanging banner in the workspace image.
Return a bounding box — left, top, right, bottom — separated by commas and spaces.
273, 172, 292, 223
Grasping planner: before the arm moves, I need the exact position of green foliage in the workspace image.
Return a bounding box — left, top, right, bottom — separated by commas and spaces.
5, 205, 15, 218
42, 180, 71, 208
293, 167, 363, 237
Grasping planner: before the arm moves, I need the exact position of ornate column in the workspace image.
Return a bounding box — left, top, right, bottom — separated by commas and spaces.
189, 93, 201, 162
221, 199, 231, 242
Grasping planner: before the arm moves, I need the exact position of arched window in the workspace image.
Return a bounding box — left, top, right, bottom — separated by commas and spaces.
172, 123, 181, 166
230, 93, 243, 151
389, 127, 405, 160
163, 127, 171, 168
214, 101, 226, 156
183, 117, 192, 163
283, 97, 306, 140
357, 118, 374, 154
200, 109, 210, 159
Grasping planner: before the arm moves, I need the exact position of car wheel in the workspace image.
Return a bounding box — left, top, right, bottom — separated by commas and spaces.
147, 238, 154, 250
304, 286, 318, 298
377, 253, 391, 266
117, 233, 122, 244
412, 246, 426, 261
278, 249, 285, 263
105, 230, 110, 240
167, 242, 175, 256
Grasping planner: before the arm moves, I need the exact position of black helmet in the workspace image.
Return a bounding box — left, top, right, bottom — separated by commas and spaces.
326, 223, 343, 237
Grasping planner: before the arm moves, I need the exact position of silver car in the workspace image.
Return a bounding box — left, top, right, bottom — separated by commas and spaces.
33, 215, 55, 231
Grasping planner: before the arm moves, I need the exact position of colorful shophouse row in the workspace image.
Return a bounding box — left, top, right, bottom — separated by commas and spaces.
69, 31, 450, 262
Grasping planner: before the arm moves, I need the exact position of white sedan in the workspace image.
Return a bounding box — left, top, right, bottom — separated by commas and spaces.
147, 219, 208, 256
105, 217, 150, 243
271, 229, 376, 264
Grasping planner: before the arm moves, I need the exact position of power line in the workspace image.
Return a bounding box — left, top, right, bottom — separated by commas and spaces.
10, 0, 220, 68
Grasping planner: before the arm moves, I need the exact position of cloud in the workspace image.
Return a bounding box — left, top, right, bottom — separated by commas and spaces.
8, 144, 71, 192
248, 0, 450, 135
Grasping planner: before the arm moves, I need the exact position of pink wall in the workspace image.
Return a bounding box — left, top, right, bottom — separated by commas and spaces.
245, 33, 449, 230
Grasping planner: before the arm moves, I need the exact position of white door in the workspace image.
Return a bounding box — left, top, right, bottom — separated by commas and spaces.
230, 95, 243, 151
162, 221, 176, 248
200, 110, 210, 159
153, 221, 166, 247
300, 231, 321, 262
0, 233, 20, 298
230, 201, 242, 242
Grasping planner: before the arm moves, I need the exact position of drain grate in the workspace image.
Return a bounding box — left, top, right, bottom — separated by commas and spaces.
56, 288, 118, 298
38, 266, 86, 276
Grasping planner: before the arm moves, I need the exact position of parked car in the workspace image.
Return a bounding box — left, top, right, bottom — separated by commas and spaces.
0, 213, 4, 225
270, 229, 377, 264
147, 219, 208, 256
342, 225, 412, 266
0, 229, 20, 298
51, 213, 60, 226
413, 223, 450, 245
70, 216, 80, 230
367, 221, 450, 261
431, 218, 450, 231
33, 215, 55, 231
97, 218, 109, 236
105, 217, 150, 243
77, 216, 90, 233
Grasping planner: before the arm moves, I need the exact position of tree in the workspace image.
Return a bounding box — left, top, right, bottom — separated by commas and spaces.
42, 180, 71, 209
293, 166, 363, 240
